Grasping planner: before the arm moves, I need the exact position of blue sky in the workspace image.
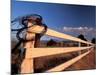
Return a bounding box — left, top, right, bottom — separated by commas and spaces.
11, 0, 96, 41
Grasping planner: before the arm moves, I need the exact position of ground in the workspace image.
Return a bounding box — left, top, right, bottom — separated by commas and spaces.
34, 49, 96, 73
65, 49, 96, 71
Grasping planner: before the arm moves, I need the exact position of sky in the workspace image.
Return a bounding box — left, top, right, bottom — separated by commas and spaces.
11, 0, 96, 41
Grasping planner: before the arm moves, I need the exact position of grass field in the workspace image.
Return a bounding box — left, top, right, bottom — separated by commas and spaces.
34, 49, 96, 73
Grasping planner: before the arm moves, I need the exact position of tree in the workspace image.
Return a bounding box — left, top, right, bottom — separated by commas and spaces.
91, 38, 96, 44
47, 39, 57, 47
77, 34, 87, 46
77, 34, 87, 41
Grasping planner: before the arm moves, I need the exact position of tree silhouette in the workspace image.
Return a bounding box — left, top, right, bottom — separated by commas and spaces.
47, 39, 57, 47
77, 34, 87, 46
77, 34, 87, 41
91, 38, 96, 44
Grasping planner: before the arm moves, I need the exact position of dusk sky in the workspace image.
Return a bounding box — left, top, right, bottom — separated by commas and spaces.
11, 0, 96, 41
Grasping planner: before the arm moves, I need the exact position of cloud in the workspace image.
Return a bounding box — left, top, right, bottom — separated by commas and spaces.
63, 26, 96, 35
63, 26, 95, 31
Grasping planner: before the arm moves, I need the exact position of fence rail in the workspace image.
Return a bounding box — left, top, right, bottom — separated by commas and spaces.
46, 50, 92, 72
21, 25, 94, 73
25, 46, 93, 58
27, 25, 93, 45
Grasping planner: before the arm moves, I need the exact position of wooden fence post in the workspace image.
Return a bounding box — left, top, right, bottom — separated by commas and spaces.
21, 22, 35, 74
78, 42, 81, 55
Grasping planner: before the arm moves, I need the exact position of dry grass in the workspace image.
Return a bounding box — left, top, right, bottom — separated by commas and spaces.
34, 49, 96, 73
64, 49, 96, 71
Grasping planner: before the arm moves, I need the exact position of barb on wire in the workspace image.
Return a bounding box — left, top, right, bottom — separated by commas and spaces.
11, 14, 48, 53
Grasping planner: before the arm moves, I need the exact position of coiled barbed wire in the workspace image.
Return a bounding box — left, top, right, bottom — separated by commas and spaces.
11, 14, 47, 53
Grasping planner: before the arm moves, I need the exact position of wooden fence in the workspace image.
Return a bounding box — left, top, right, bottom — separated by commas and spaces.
20, 25, 94, 74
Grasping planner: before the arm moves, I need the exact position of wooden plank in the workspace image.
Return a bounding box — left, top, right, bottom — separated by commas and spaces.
46, 50, 92, 72
21, 22, 35, 73
21, 59, 33, 74
78, 42, 81, 55
46, 29, 92, 45
27, 25, 93, 45
25, 46, 93, 58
